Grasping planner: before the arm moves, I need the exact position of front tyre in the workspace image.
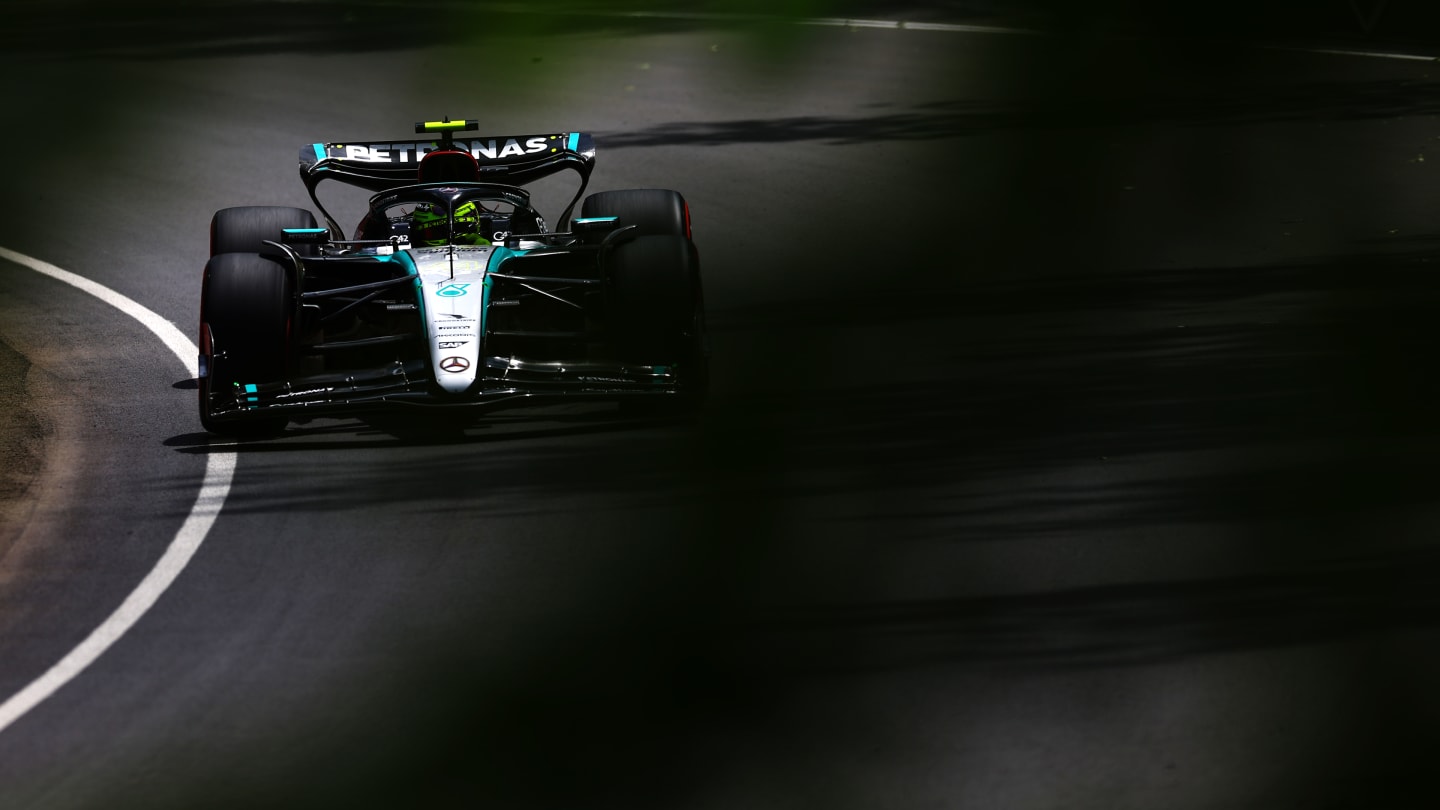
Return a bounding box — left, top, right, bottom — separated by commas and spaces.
607, 234, 708, 411
581, 189, 690, 239
210, 205, 318, 256
199, 252, 293, 436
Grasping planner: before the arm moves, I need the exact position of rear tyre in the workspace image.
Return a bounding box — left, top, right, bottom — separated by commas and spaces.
607, 234, 707, 413
211, 206, 318, 257
580, 189, 690, 238
199, 252, 293, 436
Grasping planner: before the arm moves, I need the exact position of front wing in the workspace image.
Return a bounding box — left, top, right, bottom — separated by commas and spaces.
205, 356, 688, 421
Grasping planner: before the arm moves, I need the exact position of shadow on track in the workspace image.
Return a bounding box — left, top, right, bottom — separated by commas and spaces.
34, 11, 1440, 807
598, 77, 1440, 149
738, 544, 1440, 668
163, 407, 694, 453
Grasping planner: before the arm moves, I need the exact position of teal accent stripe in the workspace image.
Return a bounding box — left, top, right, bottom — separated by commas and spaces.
567, 132, 579, 152
372, 250, 419, 276
312, 143, 326, 161
481, 272, 491, 356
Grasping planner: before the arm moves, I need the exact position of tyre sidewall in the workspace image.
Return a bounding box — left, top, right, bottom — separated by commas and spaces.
199, 252, 293, 434
607, 235, 701, 363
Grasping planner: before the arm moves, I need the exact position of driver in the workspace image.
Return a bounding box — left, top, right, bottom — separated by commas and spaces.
410, 201, 490, 246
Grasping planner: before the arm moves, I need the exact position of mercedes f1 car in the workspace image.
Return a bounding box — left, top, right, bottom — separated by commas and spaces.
198, 119, 706, 436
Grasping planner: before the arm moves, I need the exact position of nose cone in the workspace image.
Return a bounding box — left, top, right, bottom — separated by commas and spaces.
413, 246, 490, 394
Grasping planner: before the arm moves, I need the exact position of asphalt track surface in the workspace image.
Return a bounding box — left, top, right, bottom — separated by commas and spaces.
4, 6, 1440, 809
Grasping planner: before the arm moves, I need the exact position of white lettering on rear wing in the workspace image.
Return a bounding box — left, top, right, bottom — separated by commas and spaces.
323, 134, 578, 164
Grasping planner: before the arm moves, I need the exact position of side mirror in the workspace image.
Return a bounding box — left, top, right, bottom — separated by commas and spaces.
282, 227, 331, 246
571, 216, 620, 244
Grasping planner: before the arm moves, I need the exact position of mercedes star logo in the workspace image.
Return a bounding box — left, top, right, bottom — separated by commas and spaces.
440, 356, 470, 373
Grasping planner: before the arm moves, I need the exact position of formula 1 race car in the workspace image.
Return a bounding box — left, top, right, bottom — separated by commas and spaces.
198, 118, 706, 436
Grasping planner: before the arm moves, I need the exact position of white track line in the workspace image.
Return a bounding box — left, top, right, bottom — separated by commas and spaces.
601, 10, 1042, 35
0, 246, 234, 735
1268, 44, 1440, 61
799, 17, 1041, 34
601, 7, 1436, 59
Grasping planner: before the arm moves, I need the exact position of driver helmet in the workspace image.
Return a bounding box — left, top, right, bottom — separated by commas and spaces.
411, 201, 489, 246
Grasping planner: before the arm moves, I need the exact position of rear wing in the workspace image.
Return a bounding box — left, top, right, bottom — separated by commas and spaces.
298, 120, 597, 236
